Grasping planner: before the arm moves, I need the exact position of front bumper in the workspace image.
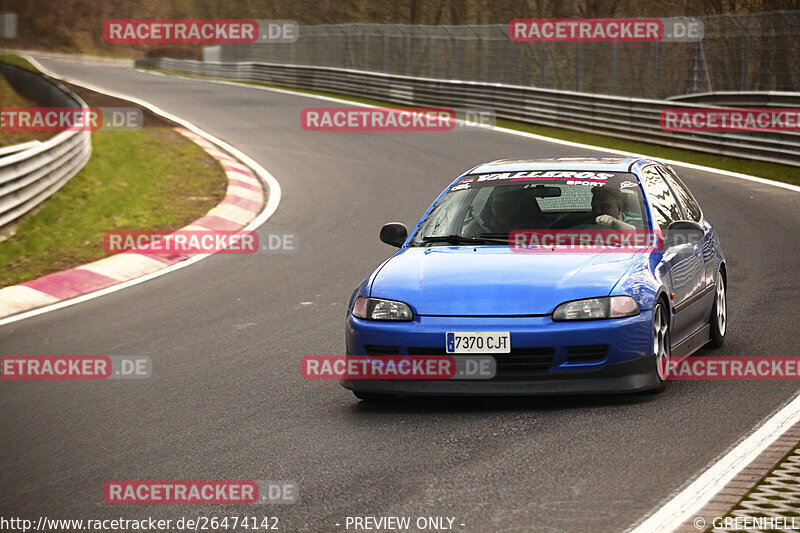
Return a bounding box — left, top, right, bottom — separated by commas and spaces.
341, 354, 659, 395
343, 311, 658, 395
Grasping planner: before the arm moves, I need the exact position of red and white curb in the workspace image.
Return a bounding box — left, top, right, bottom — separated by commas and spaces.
0, 55, 281, 326
0, 127, 264, 320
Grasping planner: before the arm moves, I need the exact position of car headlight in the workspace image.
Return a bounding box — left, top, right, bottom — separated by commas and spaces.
352, 297, 413, 321
553, 296, 639, 321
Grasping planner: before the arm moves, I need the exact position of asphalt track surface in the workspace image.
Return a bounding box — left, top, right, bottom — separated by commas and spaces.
1, 58, 799, 533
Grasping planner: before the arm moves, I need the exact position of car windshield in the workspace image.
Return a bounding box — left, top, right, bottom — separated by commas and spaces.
410, 171, 649, 246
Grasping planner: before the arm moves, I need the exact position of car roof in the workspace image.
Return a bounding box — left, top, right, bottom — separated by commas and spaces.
468, 156, 645, 174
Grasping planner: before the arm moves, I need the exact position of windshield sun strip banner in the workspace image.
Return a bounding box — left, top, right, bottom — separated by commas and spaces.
449, 171, 638, 191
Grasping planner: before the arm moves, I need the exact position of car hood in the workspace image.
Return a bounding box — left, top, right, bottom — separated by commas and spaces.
369, 246, 642, 316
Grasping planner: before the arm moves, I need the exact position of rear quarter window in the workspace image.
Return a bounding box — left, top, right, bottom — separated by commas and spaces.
659, 167, 702, 222
640, 166, 683, 234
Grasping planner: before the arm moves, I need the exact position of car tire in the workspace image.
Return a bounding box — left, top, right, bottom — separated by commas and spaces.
647, 301, 671, 394
708, 272, 727, 348
352, 391, 397, 402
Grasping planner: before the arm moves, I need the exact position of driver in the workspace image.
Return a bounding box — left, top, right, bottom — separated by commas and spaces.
487, 188, 531, 234
590, 187, 636, 230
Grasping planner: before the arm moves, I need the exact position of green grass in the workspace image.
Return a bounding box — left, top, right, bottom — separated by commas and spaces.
148, 68, 800, 186
0, 127, 226, 287
0, 55, 37, 71
0, 64, 55, 146
0, 54, 228, 287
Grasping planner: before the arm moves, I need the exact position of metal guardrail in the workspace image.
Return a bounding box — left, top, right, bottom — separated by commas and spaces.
668, 91, 800, 107
137, 58, 800, 168
0, 63, 92, 229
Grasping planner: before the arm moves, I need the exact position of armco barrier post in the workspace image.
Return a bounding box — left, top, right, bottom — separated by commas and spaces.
728, 14, 750, 91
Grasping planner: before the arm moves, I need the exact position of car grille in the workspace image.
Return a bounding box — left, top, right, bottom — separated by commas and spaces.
363, 345, 402, 355
362, 345, 606, 379
407, 347, 556, 380
565, 344, 609, 363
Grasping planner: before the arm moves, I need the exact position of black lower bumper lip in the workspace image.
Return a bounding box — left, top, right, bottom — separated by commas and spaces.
341, 354, 659, 396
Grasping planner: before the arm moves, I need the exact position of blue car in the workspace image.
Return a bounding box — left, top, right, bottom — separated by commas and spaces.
344, 156, 727, 399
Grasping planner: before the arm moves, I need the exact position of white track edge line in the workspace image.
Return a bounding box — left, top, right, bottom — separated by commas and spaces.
133, 67, 800, 193
627, 390, 800, 532
0, 56, 281, 328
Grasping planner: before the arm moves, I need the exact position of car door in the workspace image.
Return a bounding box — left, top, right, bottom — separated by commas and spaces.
640, 165, 705, 346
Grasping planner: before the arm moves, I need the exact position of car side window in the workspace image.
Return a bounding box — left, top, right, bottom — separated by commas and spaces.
413, 190, 468, 239
640, 166, 683, 234
658, 167, 702, 222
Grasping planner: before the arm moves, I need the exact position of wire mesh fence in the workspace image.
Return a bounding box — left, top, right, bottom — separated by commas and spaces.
208, 10, 800, 99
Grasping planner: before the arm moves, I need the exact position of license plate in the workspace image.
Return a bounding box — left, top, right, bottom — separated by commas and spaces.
446, 332, 511, 354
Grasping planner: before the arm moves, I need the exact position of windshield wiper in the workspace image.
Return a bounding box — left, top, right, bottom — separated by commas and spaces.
420, 234, 508, 246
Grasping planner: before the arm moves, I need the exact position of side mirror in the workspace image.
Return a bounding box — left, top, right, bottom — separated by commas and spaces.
664, 220, 704, 248
380, 222, 408, 247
